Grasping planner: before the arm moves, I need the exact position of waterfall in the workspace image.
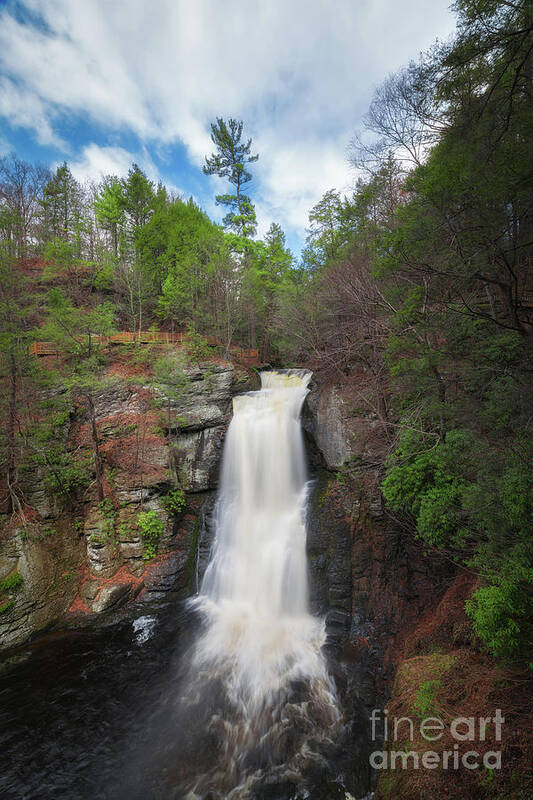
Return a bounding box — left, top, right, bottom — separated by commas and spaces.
186, 370, 340, 798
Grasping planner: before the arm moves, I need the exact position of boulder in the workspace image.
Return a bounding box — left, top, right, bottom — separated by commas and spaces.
91, 583, 133, 613
84, 509, 119, 578
170, 426, 226, 491
80, 579, 99, 604
304, 384, 352, 469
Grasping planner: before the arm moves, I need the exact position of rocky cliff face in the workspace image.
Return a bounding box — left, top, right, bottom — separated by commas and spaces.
303, 373, 533, 800
0, 362, 258, 651
300, 373, 465, 797
304, 375, 452, 676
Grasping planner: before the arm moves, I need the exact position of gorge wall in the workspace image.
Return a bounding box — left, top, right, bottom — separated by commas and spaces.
0, 362, 259, 650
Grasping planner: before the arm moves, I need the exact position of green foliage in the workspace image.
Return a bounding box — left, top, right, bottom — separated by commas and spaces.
93, 176, 125, 258
412, 679, 442, 718
96, 498, 116, 539
43, 237, 78, 280
303, 189, 351, 271
466, 561, 533, 661
403, 653, 455, 718
98, 498, 114, 516
203, 118, 258, 237
137, 510, 164, 560
39, 163, 87, 252
137, 196, 233, 332
0, 569, 25, 614
44, 455, 92, 498
91, 250, 115, 290
0, 571, 23, 594
161, 488, 186, 515
42, 287, 116, 358
121, 163, 155, 235
183, 329, 212, 364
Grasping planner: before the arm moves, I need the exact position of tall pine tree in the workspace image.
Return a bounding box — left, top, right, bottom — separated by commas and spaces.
203, 118, 258, 238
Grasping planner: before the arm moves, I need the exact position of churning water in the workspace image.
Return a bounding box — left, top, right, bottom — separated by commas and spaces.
182, 370, 341, 797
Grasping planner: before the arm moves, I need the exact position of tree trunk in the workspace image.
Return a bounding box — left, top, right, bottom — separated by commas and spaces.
87, 394, 104, 501
430, 364, 447, 443
6, 350, 17, 514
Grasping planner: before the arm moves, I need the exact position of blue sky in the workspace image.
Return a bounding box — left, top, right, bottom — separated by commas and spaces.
0, 0, 456, 255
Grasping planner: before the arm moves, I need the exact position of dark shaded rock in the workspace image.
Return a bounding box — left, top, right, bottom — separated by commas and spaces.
196, 493, 217, 589
143, 552, 187, 596
0, 522, 84, 650
306, 474, 353, 637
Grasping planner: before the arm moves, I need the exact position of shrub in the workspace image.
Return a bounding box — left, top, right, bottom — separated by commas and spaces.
465, 562, 533, 661
161, 488, 186, 515
183, 329, 212, 363
138, 510, 164, 560
45, 454, 92, 498
412, 679, 442, 717
382, 425, 533, 662
0, 572, 23, 594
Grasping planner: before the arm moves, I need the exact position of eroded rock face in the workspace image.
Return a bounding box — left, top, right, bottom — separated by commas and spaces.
84, 508, 120, 579
170, 426, 226, 492
303, 370, 389, 472
91, 583, 133, 613
307, 475, 353, 640
304, 384, 353, 469
0, 362, 259, 651
162, 364, 258, 491
0, 523, 84, 650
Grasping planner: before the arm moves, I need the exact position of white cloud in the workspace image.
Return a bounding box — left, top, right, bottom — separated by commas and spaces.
66, 143, 188, 199
255, 134, 353, 234
67, 143, 156, 183
0, 0, 456, 242
0, 77, 67, 149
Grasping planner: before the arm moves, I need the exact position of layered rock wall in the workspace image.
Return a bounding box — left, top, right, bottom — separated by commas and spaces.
0, 362, 258, 650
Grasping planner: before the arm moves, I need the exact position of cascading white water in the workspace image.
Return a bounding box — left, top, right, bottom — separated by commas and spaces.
187, 370, 340, 797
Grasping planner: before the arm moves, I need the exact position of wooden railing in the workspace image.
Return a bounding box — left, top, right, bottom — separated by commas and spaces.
522, 290, 533, 308
29, 332, 261, 366
30, 341, 60, 357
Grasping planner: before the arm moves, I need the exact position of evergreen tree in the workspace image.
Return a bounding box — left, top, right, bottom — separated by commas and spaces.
94, 176, 125, 259
203, 118, 259, 237
42, 288, 115, 358
121, 164, 155, 238
39, 163, 86, 249
0, 248, 33, 513
303, 189, 349, 271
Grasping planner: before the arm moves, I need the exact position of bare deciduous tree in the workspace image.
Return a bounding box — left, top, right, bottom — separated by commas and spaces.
0, 154, 50, 257
349, 60, 442, 174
